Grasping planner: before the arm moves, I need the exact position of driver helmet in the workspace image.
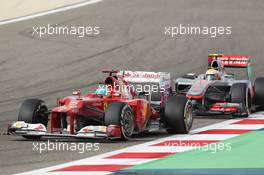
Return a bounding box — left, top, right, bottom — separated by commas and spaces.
205, 68, 221, 81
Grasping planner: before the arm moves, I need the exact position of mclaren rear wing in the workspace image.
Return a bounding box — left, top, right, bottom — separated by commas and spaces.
208, 54, 253, 81
208, 54, 251, 68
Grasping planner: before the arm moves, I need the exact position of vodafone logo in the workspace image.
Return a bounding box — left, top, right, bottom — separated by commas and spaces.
221, 57, 249, 65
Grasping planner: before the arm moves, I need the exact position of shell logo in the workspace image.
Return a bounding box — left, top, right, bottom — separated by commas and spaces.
142, 103, 149, 118
103, 102, 108, 111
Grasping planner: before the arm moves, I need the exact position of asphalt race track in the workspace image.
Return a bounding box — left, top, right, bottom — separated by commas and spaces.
1, 0, 264, 174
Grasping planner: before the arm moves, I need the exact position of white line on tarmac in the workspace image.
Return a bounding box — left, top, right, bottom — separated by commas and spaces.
0, 0, 102, 26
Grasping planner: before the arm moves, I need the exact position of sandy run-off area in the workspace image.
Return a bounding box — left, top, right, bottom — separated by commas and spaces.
0, 0, 89, 21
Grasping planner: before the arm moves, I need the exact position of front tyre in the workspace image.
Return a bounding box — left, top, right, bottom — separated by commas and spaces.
18, 99, 48, 139
164, 96, 193, 134
104, 102, 134, 140
254, 77, 264, 106
231, 83, 251, 117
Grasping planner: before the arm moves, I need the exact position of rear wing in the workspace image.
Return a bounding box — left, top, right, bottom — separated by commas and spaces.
117, 70, 171, 89
208, 54, 251, 68
117, 70, 171, 105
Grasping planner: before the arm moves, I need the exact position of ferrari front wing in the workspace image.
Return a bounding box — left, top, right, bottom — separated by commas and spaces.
7, 121, 122, 139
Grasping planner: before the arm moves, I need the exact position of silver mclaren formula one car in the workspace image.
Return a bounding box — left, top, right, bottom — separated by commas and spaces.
174, 54, 264, 117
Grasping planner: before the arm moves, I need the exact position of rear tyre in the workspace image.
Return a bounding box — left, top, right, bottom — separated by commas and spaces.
231, 83, 251, 117
104, 102, 134, 140
254, 77, 264, 106
18, 99, 48, 139
164, 95, 193, 134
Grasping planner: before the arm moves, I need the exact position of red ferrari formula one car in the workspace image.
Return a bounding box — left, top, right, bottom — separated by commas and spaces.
8, 70, 193, 140
175, 54, 264, 117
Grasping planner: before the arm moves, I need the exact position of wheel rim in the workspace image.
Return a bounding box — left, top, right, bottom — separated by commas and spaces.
184, 101, 193, 132
121, 109, 134, 138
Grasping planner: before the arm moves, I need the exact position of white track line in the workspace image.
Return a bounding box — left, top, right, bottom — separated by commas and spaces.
46, 172, 110, 175
126, 146, 194, 153
216, 124, 264, 130
0, 0, 102, 26
163, 134, 238, 141
68, 159, 155, 165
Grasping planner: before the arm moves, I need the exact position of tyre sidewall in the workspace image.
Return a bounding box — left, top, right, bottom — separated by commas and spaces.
120, 104, 134, 140
231, 83, 250, 117
104, 102, 134, 140
254, 77, 264, 105
18, 99, 48, 126
164, 95, 193, 134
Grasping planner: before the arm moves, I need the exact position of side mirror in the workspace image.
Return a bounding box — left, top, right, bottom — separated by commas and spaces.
138, 92, 149, 100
